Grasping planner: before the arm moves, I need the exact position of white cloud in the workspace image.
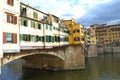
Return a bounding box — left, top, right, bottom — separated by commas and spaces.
20, 0, 112, 20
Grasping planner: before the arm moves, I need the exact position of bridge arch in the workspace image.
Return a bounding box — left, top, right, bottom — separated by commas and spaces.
2, 52, 65, 70
22, 53, 65, 70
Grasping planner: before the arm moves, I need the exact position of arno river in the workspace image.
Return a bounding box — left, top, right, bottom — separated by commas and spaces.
1, 53, 120, 80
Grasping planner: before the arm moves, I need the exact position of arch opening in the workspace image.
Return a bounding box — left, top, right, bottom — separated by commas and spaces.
22, 54, 65, 70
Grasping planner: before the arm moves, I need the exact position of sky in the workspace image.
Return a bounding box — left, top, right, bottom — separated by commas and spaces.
20, 0, 120, 27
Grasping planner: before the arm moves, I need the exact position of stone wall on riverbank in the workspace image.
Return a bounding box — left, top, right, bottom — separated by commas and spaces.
97, 46, 120, 53
86, 45, 120, 57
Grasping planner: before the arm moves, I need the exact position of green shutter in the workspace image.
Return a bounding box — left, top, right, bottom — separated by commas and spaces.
36, 36, 39, 42
31, 21, 35, 28
28, 35, 31, 41
52, 36, 54, 42
50, 26, 52, 31
46, 36, 49, 42
42, 36, 45, 42
20, 34, 23, 41
46, 24, 48, 30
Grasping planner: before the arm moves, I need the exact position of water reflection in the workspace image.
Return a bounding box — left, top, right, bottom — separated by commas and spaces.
1, 53, 120, 80
0, 59, 23, 80
23, 53, 120, 80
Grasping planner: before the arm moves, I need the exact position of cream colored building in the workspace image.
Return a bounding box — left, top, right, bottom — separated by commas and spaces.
0, 1, 3, 58
20, 3, 68, 49
2, 0, 20, 54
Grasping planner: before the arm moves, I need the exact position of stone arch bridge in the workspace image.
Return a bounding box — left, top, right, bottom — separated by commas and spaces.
1, 45, 85, 70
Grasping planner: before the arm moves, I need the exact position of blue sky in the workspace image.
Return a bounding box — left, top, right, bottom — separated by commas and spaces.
20, 0, 120, 27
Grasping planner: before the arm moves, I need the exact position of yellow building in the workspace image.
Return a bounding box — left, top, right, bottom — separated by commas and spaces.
63, 19, 84, 44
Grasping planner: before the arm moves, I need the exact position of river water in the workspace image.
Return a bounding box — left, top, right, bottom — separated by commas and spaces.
1, 53, 120, 80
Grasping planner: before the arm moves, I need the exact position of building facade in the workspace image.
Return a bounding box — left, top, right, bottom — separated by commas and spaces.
63, 19, 84, 45
1, 0, 20, 55
90, 25, 97, 45
20, 3, 69, 50
93, 24, 120, 46
84, 28, 90, 46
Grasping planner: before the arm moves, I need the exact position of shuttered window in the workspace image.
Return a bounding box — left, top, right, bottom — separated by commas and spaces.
7, 14, 17, 24
33, 12, 38, 19
31, 21, 35, 28
46, 36, 49, 42
46, 24, 48, 30
52, 36, 55, 42
3, 32, 17, 43
42, 36, 45, 42
7, 0, 14, 6
20, 34, 23, 41
36, 36, 39, 42
38, 23, 41, 29
21, 18, 28, 26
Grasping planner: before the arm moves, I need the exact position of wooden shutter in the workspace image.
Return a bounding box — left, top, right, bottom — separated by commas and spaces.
3, 32, 7, 43
12, 33, 17, 43
7, 14, 9, 23
7, 0, 10, 5
11, 0, 14, 6
13, 16, 17, 24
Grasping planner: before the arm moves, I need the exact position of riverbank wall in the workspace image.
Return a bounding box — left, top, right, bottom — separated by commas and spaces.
97, 46, 120, 53
86, 45, 120, 57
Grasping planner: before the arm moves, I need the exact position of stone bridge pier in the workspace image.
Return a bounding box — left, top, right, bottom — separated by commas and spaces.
1, 45, 85, 70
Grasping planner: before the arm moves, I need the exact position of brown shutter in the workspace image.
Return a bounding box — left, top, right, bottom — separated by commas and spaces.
13, 16, 17, 24
7, 0, 10, 5
7, 14, 9, 23
12, 33, 17, 43
3, 32, 7, 43
11, 0, 14, 6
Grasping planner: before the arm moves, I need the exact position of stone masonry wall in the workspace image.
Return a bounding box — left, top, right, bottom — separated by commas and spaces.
87, 44, 97, 57
64, 45, 85, 70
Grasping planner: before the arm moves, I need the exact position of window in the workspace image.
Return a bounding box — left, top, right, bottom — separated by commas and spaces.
6, 33, 12, 42
46, 24, 48, 30
31, 35, 35, 42
22, 34, 31, 41
31, 21, 35, 28
44, 16, 47, 20
33, 12, 38, 19
7, 0, 14, 6
50, 26, 52, 31
7, 14, 17, 24
42, 36, 45, 42
21, 18, 28, 26
74, 37, 80, 41
53, 27, 55, 30
46, 35, 49, 42
20, 7, 27, 16
55, 36, 57, 42
3, 32, 17, 43
73, 29, 80, 33
38, 23, 42, 29
36, 36, 39, 42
